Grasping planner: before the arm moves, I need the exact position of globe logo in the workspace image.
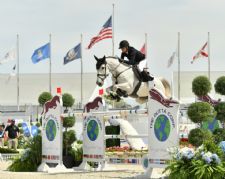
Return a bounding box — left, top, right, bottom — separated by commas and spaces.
202, 118, 220, 132
46, 119, 57, 141
87, 119, 99, 141
154, 114, 171, 142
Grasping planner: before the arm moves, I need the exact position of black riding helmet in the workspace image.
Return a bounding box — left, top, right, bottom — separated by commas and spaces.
119, 40, 129, 49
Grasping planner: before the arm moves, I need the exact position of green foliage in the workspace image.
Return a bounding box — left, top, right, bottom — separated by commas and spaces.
35, 122, 41, 128
215, 76, 225, 95
164, 139, 225, 179
214, 102, 225, 122
19, 128, 24, 134
62, 93, 75, 108
8, 135, 42, 172
106, 139, 120, 148
105, 126, 120, 135
63, 130, 76, 156
0, 147, 19, 154
38, 92, 52, 106
213, 128, 225, 144
70, 144, 83, 162
187, 102, 216, 123
17, 123, 22, 128
63, 116, 75, 129
17, 136, 27, 149
192, 76, 212, 96
188, 128, 212, 147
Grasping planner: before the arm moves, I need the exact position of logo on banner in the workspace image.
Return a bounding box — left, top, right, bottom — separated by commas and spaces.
46, 119, 57, 141
154, 114, 171, 142
87, 119, 99, 141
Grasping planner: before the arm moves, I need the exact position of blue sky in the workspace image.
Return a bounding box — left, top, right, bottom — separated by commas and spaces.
0, 0, 225, 82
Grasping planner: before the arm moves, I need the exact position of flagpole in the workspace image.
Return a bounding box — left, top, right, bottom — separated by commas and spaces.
17, 34, 20, 111
80, 34, 83, 108
208, 32, 211, 81
49, 34, 52, 94
178, 32, 181, 100
112, 3, 115, 56
145, 33, 148, 67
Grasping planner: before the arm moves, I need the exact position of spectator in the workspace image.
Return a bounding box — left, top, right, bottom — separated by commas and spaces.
5, 119, 19, 150
0, 123, 5, 147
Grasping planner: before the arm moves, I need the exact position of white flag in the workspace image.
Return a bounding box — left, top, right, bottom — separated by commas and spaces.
5, 64, 16, 84
0, 48, 16, 64
167, 51, 176, 68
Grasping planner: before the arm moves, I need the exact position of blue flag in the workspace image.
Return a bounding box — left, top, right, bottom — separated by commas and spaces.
64, 43, 81, 65
31, 43, 50, 64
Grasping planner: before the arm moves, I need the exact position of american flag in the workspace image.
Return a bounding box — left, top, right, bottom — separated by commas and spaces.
191, 42, 208, 64
87, 16, 112, 49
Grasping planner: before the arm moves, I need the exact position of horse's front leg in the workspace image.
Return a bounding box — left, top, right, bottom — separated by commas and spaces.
113, 83, 133, 97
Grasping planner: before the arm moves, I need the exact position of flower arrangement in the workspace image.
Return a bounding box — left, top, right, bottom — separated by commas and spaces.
164, 140, 225, 179
106, 146, 148, 158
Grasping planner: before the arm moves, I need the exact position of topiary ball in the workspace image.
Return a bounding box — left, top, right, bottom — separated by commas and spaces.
192, 76, 211, 96
215, 76, 225, 95
188, 128, 212, 147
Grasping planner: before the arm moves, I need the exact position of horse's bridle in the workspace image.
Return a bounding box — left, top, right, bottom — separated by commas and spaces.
97, 58, 131, 84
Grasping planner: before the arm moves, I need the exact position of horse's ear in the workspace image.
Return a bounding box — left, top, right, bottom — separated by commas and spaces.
94, 55, 98, 61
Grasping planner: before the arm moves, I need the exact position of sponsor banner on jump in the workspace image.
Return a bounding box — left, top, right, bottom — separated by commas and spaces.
42, 96, 62, 164
83, 115, 105, 162
148, 88, 180, 167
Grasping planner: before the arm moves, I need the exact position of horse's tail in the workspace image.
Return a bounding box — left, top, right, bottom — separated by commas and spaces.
159, 77, 171, 98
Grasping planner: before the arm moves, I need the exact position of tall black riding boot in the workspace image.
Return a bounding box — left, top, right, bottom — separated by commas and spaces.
141, 71, 154, 82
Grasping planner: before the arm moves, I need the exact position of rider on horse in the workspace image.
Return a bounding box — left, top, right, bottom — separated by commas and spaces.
119, 40, 154, 82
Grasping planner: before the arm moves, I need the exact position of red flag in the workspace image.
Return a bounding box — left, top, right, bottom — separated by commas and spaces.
99, 89, 104, 95
57, 87, 62, 95
140, 43, 146, 55
87, 16, 112, 49
191, 42, 208, 64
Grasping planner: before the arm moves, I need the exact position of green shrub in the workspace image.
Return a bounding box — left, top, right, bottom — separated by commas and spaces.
106, 139, 120, 148
17, 136, 27, 149
38, 92, 52, 106
187, 102, 216, 123
63, 116, 75, 129
215, 102, 225, 123
62, 93, 75, 109
8, 135, 42, 172
213, 128, 225, 144
35, 122, 41, 128
17, 123, 22, 128
0, 147, 19, 154
19, 128, 24, 134
188, 128, 212, 147
63, 130, 76, 156
105, 126, 120, 135
192, 76, 211, 96
215, 76, 225, 95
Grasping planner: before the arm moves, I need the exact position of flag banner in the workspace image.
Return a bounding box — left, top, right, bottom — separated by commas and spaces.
64, 43, 81, 65
31, 43, 50, 64
87, 16, 112, 49
140, 43, 146, 55
5, 64, 16, 84
0, 48, 16, 64
167, 51, 176, 68
191, 42, 208, 64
